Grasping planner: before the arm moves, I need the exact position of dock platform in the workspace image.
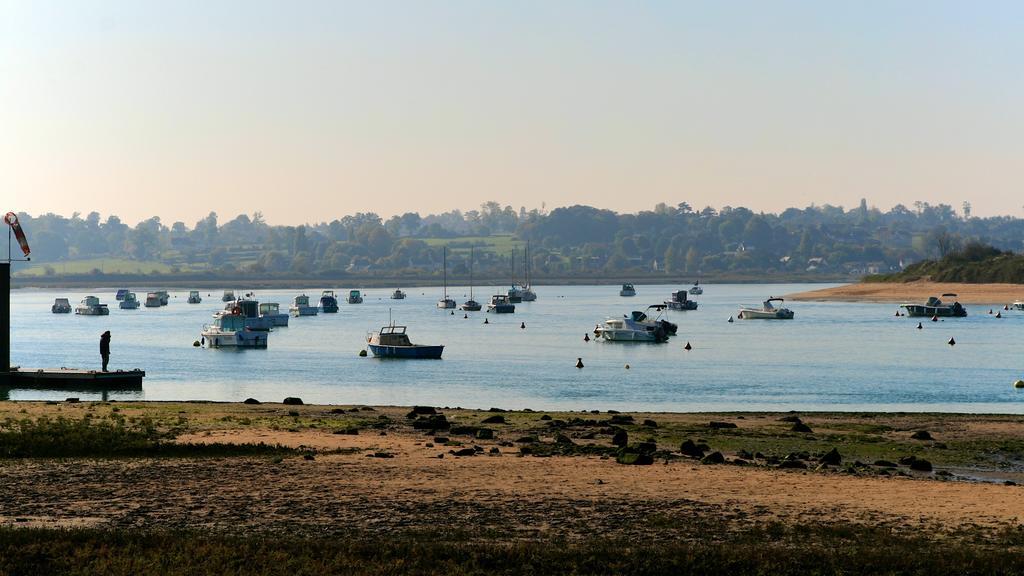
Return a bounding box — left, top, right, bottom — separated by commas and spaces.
0, 368, 145, 391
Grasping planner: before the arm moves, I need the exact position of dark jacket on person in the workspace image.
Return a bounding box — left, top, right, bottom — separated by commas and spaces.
100, 333, 111, 356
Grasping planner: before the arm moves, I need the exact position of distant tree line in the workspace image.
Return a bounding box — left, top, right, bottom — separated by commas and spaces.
13, 199, 1024, 280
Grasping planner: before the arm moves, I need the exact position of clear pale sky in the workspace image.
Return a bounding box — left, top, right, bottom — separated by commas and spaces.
2, 1, 1022, 225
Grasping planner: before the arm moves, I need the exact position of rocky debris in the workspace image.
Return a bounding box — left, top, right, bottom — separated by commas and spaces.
635, 441, 657, 455
243, 398, 261, 405
481, 415, 507, 424
329, 408, 345, 414
65, 398, 80, 403
791, 421, 813, 433
303, 454, 315, 461
332, 428, 359, 435
708, 421, 737, 429
874, 460, 898, 468
642, 419, 658, 428
282, 397, 304, 405
539, 414, 552, 421
616, 449, 654, 465
909, 459, 933, 472
778, 415, 802, 422
451, 448, 476, 457
406, 406, 437, 419
554, 434, 575, 446
498, 441, 514, 447
451, 425, 480, 436
608, 414, 635, 426
737, 450, 754, 460
731, 458, 750, 466
515, 436, 538, 444
898, 455, 919, 466
487, 407, 507, 412
489, 447, 501, 455
701, 451, 725, 465
433, 436, 450, 444
910, 431, 934, 441
819, 448, 842, 466
679, 439, 705, 459
412, 415, 450, 431
288, 411, 300, 417
371, 452, 394, 459
475, 428, 494, 440
611, 429, 629, 447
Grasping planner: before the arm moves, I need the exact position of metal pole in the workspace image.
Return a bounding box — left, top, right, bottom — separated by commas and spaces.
1, 262, 9, 374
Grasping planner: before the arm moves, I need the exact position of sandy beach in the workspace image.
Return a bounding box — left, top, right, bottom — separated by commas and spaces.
787, 280, 1024, 304
1, 402, 1022, 540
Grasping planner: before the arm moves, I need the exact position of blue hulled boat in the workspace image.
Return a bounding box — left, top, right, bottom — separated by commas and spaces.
366, 325, 444, 359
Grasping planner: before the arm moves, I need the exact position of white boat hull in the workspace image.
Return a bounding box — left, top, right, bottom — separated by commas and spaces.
201, 329, 268, 348
75, 307, 109, 316
737, 308, 794, 320
599, 329, 659, 342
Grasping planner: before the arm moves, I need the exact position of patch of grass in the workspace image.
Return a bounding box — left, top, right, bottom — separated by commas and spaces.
1, 525, 1023, 575
14, 258, 199, 277
0, 416, 293, 458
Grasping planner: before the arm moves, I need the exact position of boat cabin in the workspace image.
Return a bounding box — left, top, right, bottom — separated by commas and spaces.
372, 325, 412, 347
260, 302, 280, 315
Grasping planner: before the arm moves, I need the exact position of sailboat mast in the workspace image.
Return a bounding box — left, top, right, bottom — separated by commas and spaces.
442, 246, 447, 299
469, 247, 474, 300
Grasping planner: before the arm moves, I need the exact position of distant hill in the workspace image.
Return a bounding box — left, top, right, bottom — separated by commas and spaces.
865, 243, 1024, 284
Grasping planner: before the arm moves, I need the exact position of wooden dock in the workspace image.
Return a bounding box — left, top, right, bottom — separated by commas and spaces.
0, 368, 145, 390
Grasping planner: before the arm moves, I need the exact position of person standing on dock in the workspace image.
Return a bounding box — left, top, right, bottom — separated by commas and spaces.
100, 331, 111, 372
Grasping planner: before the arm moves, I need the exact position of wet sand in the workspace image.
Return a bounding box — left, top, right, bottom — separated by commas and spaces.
788, 280, 1024, 304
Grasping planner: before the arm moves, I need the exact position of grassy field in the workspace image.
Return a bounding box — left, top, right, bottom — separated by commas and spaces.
14, 258, 195, 277
421, 235, 526, 255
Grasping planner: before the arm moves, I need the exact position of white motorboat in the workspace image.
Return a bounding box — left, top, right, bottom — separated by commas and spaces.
259, 303, 290, 327
620, 283, 637, 297
391, 289, 407, 300
595, 310, 675, 343
187, 290, 202, 304
689, 281, 703, 295
156, 290, 170, 306
51, 298, 72, 314
144, 292, 162, 308
738, 297, 795, 320
437, 246, 456, 309
487, 294, 515, 313
119, 292, 140, 310
201, 312, 269, 348
346, 290, 363, 305
75, 296, 109, 316
289, 294, 319, 317
1013, 302, 1024, 311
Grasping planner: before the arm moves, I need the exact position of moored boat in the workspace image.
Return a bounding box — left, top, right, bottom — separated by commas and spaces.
222, 290, 235, 302
156, 290, 170, 306
51, 298, 72, 314
437, 247, 456, 309
320, 290, 340, 312
225, 299, 274, 331
738, 297, 794, 320
119, 292, 140, 310
487, 294, 515, 313
462, 247, 482, 311
289, 294, 319, 317
144, 292, 162, 308
201, 312, 269, 348
620, 283, 637, 297
901, 294, 967, 318
347, 290, 363, 304
665, 290, 698, 311
75, 296, 109, 316
366, 325, 444, 359
689, 281, 703, 295
1013, 302, 1024, 311
596, 307, 675, 342
259, 302, 289, 327
391, 289, 406, 300
187, 290, 202, 304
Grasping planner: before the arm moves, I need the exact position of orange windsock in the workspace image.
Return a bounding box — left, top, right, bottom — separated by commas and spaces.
4, 212, 30, 256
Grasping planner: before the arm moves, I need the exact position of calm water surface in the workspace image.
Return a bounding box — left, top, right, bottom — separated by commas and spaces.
7, 284, 1024, 412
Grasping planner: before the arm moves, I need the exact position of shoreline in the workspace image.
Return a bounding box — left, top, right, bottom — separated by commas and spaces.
787, 279, 1024, 304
